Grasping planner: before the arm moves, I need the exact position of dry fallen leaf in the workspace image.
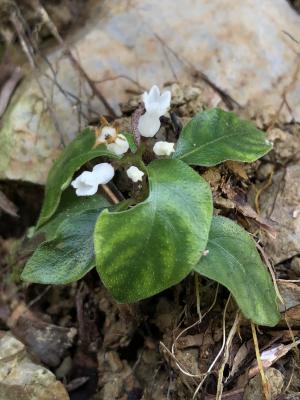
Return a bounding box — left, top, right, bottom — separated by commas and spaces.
0, 190, 18, 217
248, 340, 300, 378
225, 161, 248, 181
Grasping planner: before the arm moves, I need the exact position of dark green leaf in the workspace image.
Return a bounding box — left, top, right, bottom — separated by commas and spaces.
194, 216, 280, 326
173, 109, 272, 166
37, 128, 120, 228
22, 208, 105, 285
38, 189, 110, 240
95, 159, 213, 303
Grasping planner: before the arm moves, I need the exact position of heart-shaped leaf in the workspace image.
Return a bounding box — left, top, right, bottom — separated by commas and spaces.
94, 159, 213, 303
22, 204, 107, 284
37, 128, 120, 228
38, 189, 110, 240
173, 109, 272, 166
194, 216, 280, 326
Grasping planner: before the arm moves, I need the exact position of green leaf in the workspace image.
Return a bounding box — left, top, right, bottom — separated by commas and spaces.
122, 132, 137, 153
173, 108, 272, 166
37, 128, 120, 228
38, 189, 110, 240
95, 159, 213, 303
194, 216, 280, 326
21, 207, 106, 285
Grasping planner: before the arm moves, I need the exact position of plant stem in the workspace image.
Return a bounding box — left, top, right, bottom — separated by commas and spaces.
251, 322, 270, 400
101, 184, 120, 204
195, 273, 202, 321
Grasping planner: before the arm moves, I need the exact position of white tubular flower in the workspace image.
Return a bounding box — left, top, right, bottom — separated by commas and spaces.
127, 166, 144, 183
106, 134, 129, 155
138, 85, 171, 138
71, 163, 114, 196
138, 113, 161, 138
71, 171, 100, 196
92, 162, 115, 184
153, 141, 175, 156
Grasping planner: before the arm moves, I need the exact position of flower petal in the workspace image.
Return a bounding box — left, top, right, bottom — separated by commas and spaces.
143, 85, 160, 110
99, 126, 117, 142
127, 166, 144, 182
153, 141, 175, 156
106, 134, 129, 155
71, 171, 99, 196
92, 162, 115, 184
159, 90, 171, 113
75, 184, 98, 196
138, 113, 161, 137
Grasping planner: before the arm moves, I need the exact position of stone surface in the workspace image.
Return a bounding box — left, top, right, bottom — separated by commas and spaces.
1, 0, 300, 183
0, 331, 69, 400
244, 368, 284, 400
260, 162, 300, 264
267, 127, 300, 164
278, 281, 300, 312
291, 257, 300, 274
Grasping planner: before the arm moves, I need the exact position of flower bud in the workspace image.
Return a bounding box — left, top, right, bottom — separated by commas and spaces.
126, 166, 144, 183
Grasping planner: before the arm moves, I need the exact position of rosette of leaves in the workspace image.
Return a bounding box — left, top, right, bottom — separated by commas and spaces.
21, 109, 280, 327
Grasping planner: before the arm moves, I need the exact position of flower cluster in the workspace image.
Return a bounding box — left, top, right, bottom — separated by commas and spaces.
71, 85, 175, 196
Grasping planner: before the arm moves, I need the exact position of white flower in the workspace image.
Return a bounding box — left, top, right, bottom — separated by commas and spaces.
71, 171, 100, 196
143, 85, 171, 116
106, 134, 129, 155
71, 163, 114, 196
153, 141, 175, 156
127, 166, 144, 183
100, 126, 117, 142
138, 85, 171, 138
92, 162, 115, 184
96, 126, 117, 144
138, 113, 161, 138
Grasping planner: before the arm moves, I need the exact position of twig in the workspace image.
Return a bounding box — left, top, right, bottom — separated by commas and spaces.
169, 284, 219, 378
254, 171, 274, 214
131, 103, 144, 146
192, 294, 231, 399
101, 184, 120, 204
160, 341, 201, 379
0, 190, 18, 217
0, 66, 23, 117
284, 313, 300, 361
216, 311, 241, 400
251, 322, 270, 400
195, 273, 202, 321
283, 30, 300, 45
153, 32, 241, 110
35, 1, 117, 117
93, 74, 145, 91
255, 241, 284, 305
27, 285, 51, 308
284, 357, 296, 393
10, 6, 66, 146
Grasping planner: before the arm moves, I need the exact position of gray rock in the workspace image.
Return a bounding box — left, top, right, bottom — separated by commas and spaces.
1, 0, 300, 183
260, 163, 300, 264
291, 257, 300, 275
0, 331, 69, 400
244, 368, 284, 400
